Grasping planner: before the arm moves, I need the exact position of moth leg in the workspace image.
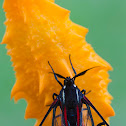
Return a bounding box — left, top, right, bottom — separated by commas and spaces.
81, 89, 86, 95
52, 93, 58, 100
81, 89, 91, 95
46, 93, 58, 107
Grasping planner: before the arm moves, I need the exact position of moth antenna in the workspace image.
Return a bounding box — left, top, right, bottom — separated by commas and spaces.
73, 66, 100, 80
48, 61, 63, 87
69, 54, 77, 75
49, 72, 66, 79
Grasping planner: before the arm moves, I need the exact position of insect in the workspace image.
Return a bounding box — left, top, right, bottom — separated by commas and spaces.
39, 55, 109, 126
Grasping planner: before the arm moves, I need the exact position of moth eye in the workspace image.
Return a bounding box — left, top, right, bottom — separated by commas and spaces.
64, 80, 67, 84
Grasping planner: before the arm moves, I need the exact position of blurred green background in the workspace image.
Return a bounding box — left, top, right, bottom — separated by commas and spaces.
0, 0, 125, 125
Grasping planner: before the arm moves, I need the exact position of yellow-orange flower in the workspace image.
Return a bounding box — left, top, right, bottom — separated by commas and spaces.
2, 0, 115, 125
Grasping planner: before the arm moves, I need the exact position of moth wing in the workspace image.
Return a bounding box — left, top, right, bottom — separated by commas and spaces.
82, 104, 94, 126
53, 106, 63, 126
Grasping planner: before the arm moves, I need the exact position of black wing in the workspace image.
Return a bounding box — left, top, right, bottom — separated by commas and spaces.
82, 104, 94, 126
39, 98, 59, 126
82, 96, 109, 126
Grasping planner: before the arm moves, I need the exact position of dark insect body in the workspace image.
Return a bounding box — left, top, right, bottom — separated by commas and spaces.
39, 55, 109, 126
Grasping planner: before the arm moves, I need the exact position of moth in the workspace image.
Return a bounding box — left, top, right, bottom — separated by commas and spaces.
39, 55, 109, 126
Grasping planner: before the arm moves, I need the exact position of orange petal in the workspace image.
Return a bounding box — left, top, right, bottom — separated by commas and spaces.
2, 0, 115, 125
